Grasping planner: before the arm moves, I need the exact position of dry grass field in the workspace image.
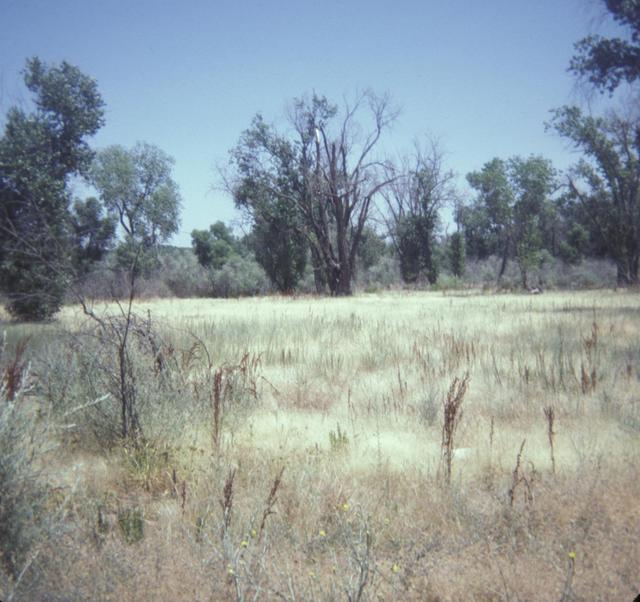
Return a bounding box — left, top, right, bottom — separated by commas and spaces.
1, 290, 639, 600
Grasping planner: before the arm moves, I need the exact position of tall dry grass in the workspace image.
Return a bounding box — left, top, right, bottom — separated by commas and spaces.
1, 290, 639, 600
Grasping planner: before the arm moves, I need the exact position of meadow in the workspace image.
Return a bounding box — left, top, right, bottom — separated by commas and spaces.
1, 290, 639, 600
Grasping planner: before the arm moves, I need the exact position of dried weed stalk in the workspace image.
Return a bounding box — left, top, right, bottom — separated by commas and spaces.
2, 337, 29, 402
543, 405, 556, 474
580, 321, 599, 394
440, 373, 470, 485
220, 468, 236, 534
258, 466, 285, 540
508, 439, 535, 508
210, 353, 261, 451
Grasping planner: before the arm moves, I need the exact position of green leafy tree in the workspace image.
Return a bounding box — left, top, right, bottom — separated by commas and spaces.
550, 106, 640, 285
510, 156, 557, 288
251, 211, 307, 293
83, 144, 180, 445
70, 197, 116, 276
0, 58, 105, 319
191, 221, 238, 270
229, 91, 397, 296
448, 231, 466, 278
91, 143, 181, 276
230, 107, 318, 291
558, 222, 590, 265
456, 203, 493, 259
465, 156, 556, 288
570, 0, 640, 93
395, 215, 439, 284
466, 158, 515, 281
229, 113, 310, 292
382, 141, 455, 285
356, 226, 388, 271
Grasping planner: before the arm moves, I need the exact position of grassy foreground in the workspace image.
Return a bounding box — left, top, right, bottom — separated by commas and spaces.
1, 290, 639, 600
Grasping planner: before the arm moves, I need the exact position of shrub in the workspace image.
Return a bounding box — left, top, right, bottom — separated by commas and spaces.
356, 257, 402, 292
118, 508, 144, 544
328, 423, 349, 453
208, 254, 270, 298
0, 336, 50, 581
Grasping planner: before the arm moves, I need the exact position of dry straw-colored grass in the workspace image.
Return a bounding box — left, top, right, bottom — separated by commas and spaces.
1, 290, 639, 600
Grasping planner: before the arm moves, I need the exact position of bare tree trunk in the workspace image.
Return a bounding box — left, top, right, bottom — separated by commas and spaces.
497, 247, 509, 283
519, 260, 529, 290
616, 254, 640, 287
309, 245, 327, 294
327, 266, 340, 296
335, 214, 352, 296
336, 264, 352, 296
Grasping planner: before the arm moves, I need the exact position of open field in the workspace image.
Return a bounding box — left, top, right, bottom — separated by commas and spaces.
1, 290, 639, 600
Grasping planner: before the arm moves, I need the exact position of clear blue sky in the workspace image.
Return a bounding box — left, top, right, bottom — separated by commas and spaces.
0, 0, 621, 246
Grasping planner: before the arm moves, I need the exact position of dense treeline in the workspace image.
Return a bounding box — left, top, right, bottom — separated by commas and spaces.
1, 1, 639, 319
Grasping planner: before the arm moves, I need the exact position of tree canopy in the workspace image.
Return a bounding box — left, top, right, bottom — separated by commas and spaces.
464, 156, 556, 287
550, 106, 640, 285
382, 141, 456, 284
229, 91, 398, 296
192, 221, 239, 270
91, 142, 182, 275
570, 0, 640, 93
0, 58, 105, 319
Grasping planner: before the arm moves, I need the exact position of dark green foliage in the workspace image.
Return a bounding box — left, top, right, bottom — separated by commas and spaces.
356, 226, 388, 271
549, 106, 640, 285
397, 215, 439, 284
192, 229, 221, 268
191, 223, 272, 297
70, 197, 116, 276
558, 223, 590, 265
396, 218, 421, 283
448, 231, 466, 277
251, 211, 307, 292
570, 0, 640, 93
464, 156, 556, 287
456, 204, 492, 259
383, 143, 454, 285
191, 221, 237, 270
20, 57, 105, 176
465, 158, 514, 280
1, 260, 69, 321
0, 58, 105, 320
510, 156, 556, 288
229, 111, 318, 293
229, 92, 396, 296
118, 507, 144, 544
515, 219, 544, 288
209, 221, 235, 245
